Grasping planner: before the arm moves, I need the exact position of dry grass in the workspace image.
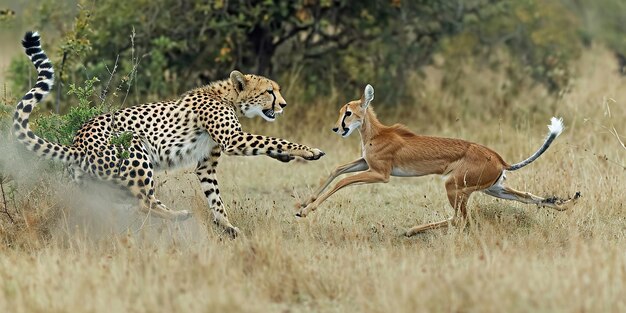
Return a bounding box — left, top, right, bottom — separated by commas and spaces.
0, 47, 625, 313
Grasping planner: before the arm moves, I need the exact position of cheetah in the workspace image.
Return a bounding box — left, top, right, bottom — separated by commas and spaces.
13, 31, 325, 237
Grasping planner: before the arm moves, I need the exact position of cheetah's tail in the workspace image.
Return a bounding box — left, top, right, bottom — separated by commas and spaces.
13, 31, 78, 164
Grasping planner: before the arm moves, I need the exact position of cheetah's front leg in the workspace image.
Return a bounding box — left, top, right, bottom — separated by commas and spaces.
224, 131, 324, 161
195, 147, 239, 238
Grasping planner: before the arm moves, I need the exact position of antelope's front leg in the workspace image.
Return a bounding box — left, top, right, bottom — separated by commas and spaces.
298, 158, 368, 208
224, 131, 325, 161
296, 171, 388, 218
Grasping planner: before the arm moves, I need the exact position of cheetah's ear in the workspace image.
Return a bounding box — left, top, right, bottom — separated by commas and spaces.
361, 84, 374, 109
230, 70, 246, 92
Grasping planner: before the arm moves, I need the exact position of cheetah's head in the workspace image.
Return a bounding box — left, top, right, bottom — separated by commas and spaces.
332, 84, 374, 138
230, 70, 287, 122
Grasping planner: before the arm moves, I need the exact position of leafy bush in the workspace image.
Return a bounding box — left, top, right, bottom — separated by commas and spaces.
6, 0, 586, 111
109, 131, 133, 160
34, 77, 104, 145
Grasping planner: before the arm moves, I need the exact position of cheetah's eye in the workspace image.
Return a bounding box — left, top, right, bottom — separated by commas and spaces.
266, 89, 274, 95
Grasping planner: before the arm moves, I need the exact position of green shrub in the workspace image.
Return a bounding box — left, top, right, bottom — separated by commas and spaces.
109, 131, 133, 160
34, 77, 104, 145
10, 0, 586, 109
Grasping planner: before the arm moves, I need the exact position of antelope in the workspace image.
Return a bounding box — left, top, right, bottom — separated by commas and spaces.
296, 84, 578, 236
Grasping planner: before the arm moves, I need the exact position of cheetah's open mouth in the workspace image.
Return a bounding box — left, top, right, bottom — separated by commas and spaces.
262, 109, 276, 120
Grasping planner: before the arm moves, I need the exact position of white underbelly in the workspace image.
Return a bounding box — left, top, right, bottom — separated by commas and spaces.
391, 167, 419, 177
153, 132, 218, 170
188, 132, 217, 163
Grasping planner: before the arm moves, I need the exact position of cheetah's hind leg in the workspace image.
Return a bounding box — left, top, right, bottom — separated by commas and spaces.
114, 143, 192, 222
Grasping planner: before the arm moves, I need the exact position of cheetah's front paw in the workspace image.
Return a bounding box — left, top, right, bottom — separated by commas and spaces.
302, 148, 325, 161
268, 151, 295, 163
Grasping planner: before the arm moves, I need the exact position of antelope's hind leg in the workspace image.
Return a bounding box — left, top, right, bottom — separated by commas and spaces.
405, 163, 501, 237
404, 185, 471, 237
484, 183, 578, 211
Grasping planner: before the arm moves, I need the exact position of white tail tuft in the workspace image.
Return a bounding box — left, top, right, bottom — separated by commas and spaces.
548, 117, 564, 137
507, 116, 564, 171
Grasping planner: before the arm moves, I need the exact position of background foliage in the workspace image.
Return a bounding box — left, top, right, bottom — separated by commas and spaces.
0, 0, 622, 148
3, 0, 622, 110
0, 2, 624, 311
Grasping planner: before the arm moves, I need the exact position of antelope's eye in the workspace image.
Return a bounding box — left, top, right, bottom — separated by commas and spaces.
345, 111, 352, 116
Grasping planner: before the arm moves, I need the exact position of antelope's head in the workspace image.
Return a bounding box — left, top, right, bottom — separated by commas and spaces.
332, 84, 374, 137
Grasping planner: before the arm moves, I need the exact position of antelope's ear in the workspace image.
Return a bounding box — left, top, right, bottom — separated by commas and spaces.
230, 70, 246, 92
361, 84, 374, 108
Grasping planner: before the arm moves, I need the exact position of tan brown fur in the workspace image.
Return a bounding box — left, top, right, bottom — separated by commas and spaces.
296, 85, 577, 236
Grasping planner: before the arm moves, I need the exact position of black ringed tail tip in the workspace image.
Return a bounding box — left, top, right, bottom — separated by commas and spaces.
22, 31, 41, 49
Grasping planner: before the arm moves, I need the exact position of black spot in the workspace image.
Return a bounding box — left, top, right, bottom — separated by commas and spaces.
34, 93, 42, 101
21, 119, 29, 128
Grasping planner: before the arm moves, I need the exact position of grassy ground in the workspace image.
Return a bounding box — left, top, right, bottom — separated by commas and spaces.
0, 47, 624, 312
